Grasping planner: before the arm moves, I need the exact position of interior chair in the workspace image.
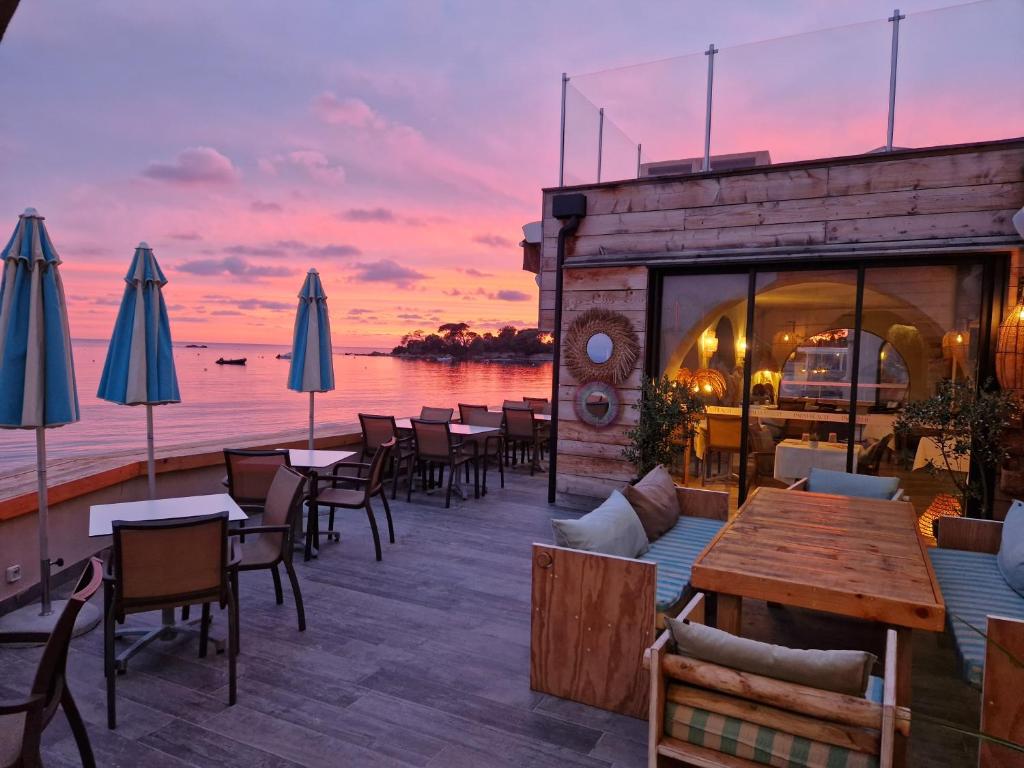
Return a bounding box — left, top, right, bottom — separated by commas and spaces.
408, 421, 478, 507
419, 406, 453, 421
357, 413, 415, 500
503, 406, 545, 475
776, 397, 808, 412
0, 558, 102, 768
858, 433, 893, 476
104, 512, 237, 729
745, 423, 785, 492
317, 439, 396, 560
702, 414, 742, 485
229, 466, 308, 632
646, 593, 906, 768
458, 404, 505, 490
782, 418, 813, 441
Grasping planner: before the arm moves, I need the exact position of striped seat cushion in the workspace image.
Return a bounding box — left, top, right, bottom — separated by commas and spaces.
640, 517, 724, 612
928, 548, 1024, 688
664, 699, 879, 768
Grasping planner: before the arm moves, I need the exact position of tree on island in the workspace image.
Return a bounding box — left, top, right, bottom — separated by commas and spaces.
392, 323, 553, 359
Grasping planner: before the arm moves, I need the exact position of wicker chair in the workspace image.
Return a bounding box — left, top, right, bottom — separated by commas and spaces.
419, 406, 453, 421
0, 558, 102, 768
229, 466, 308, 632
357, 413, 415, 500
408, 421, 478, 507
104, 512, 238, 729
458, 403, 505, 491
317, 438, 396, 561
503, 406, 545, 475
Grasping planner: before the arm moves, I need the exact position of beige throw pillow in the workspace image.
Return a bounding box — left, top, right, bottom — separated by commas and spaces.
666, 617, 877, 698
622, 464, 680, 541
551, 490, 649, 558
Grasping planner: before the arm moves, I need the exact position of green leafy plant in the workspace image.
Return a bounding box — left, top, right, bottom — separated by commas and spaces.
623, 376, 707, 478
894, 378, 1020, 514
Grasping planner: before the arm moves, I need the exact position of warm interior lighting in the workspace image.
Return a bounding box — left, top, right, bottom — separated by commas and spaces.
996, 297, 1024, 396
702, 331, 719, 354
918, 493, 962, 544
736, 336, 747, 356
685, 368, 727, 399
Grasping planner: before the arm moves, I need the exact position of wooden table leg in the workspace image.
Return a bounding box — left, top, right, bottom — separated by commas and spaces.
714, 594, 743, 635
894, 627, 912, 768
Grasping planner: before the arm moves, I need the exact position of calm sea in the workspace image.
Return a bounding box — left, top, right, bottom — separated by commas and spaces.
0, 339, 553, 472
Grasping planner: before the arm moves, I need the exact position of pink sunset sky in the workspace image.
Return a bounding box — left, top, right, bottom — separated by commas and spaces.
1, 1, 1019, 348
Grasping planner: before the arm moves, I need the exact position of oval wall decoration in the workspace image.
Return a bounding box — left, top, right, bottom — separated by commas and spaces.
573, 381, 620, 428
563, 308, 640, 385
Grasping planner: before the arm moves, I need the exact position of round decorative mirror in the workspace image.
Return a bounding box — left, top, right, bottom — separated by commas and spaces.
586, 332, 613, 364
574, 381, 620, 428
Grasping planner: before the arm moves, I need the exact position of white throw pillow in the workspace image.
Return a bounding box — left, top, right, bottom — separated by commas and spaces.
551, 490, 649, 558
998, 499, 1024, 597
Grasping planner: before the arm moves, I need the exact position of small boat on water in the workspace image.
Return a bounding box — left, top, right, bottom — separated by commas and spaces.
185, 344, 208, 348
435, 355, 454, 363
275, 352, 292, 360
215, 357, 247, 366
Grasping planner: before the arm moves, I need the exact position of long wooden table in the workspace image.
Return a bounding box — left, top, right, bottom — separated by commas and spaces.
690, 486, 945, 738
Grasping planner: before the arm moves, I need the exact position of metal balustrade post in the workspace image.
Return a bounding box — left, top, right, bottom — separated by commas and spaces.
636, 143, 642, 178
559, 73, 568, 186
597, 107, 605, 182
886, 9, 905, 151
703, 43, 718, 172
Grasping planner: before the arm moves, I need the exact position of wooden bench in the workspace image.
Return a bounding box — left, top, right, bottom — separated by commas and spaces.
932, 516, 1024, 767
530, 486, 727, 718
646, 593, 908, 768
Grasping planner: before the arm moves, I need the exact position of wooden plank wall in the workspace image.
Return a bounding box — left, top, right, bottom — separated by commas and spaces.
541, 141, 1024, 506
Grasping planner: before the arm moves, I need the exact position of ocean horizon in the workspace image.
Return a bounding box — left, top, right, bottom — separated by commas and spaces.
0, 338, 552, 471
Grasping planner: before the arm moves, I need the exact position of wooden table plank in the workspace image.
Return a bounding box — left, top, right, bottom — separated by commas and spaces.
690, 487, 945, 632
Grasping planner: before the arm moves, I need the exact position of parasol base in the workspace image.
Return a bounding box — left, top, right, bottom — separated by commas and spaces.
0, 599, 101, 641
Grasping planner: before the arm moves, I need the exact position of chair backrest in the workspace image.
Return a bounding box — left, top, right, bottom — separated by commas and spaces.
260, 466, 308, 555
32, 558, 102, 704
411, 419, 453, 459
112, 512, 229, 617
420, 406, 454, 422
706, 414, 742, 451
523, 397, 551, 415
366, 438, 396, 493
359, 413, 398, 453
458, 403, 489, 424
224, 449, 291, 506
806, 467, 900, 500
782, 418, 812, 441
502, 399, 529, 410
504, 406, 536, 439
859, 434, 892, 475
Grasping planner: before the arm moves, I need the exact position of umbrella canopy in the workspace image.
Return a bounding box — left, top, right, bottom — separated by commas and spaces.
0, 208, 79, 428
288, 269, 334, 449
97, 242, 180, 498
0, 208, 78, 618
97, 242, 180, 406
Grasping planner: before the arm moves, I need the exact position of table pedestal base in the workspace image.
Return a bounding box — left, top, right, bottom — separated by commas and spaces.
113, 607, 223, 671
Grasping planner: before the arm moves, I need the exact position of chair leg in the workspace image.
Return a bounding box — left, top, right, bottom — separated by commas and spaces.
406, 456, 416, 502
226, 584, 238, 707
181, 605, 190, 621
103, 594, 116, 730
364, 501, 383, 561
391, 456, 401, 500
61, 686, 96, 768
473, 459, 480, 499
444, 462, 454, 508
498, 442, 505, 488
284, 560, 306, 631
271, 565, 284, 605
230, 570, 240, 655
327, 506, 336, 538
379, 490, 395, 543
198, 602, 211, 658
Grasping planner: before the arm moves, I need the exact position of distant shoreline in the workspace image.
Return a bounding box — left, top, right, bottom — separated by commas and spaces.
350, 351, 553, 363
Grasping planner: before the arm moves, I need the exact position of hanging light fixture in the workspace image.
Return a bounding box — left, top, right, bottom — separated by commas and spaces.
941, 329, 966, 360
701, 330, 718, 355
997, 210, 1024, 396
682, 368, 727, 399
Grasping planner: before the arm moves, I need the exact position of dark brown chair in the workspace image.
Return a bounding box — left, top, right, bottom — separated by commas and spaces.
408, 421, 478, 507
502, 399, 529, 410
523, 396, 551, 415
458, 404, 505, 491
0, 559, 102, 768
503, 406, 544, 476
104, 512, 238, 729
419, 406, 453, 421
222, 449, 291, 513
357, 413, 415, 500
858, 433, 893, 476
317, 438, 396, 560
229, 466, 307, 632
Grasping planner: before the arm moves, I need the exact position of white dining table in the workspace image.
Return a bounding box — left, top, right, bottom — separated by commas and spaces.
913, 437, 970, 474
773, 439, 857, 483
285, 449, 357, 560
487, 409, 551, 422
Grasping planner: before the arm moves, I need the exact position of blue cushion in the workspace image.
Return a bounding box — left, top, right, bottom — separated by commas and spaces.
806, 468, 899, 500
997, 500, 1024, 597
640, 517, 724, 612
929, 548, 1024, 687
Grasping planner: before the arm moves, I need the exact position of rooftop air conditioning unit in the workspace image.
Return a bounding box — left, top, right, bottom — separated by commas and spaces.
640, 150, 771, 178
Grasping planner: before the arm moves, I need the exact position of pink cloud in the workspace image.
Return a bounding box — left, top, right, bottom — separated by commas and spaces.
142, 146, 239, 184
312, 93, 387, 129
259, 149, 345, 184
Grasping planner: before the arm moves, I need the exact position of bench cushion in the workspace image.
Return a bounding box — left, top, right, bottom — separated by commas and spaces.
640, 517, 724, 612
997, 499, 1024, 597
806, 468, 898, 500
551, 490, 649, 559
929, 547, 1024, 688
664, 699, 879, 768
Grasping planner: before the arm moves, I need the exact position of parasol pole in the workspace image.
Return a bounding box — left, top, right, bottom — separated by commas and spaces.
146, 403, 156, 498
309, 391, 315, 450
36, 427, 52, 616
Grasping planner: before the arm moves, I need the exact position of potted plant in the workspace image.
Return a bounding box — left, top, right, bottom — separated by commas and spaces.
894, 378, 1020, 515
623, 375, 707, 480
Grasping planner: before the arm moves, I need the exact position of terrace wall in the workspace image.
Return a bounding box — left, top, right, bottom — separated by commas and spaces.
540, 138, 1024, 507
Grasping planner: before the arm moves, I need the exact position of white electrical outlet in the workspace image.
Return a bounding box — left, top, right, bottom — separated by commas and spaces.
5, 565, 21, 583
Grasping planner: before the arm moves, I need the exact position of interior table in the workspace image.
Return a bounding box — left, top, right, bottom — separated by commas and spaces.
89, 493, 248, 667
690, 486, 944, 762
913, 436, 969, 474
287, 449, 357, 560
773, 438, 855, 483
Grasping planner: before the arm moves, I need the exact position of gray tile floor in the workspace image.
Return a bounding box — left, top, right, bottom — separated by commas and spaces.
0, 469, 981, 766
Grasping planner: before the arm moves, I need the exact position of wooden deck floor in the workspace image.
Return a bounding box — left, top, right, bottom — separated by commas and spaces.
0, 469, 980, 767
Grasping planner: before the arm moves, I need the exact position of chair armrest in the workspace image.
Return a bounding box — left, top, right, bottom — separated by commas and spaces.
890, 488, 905, 501
787, 478, 808, 491
0, 693, 44, 716
934, 517, 1003, 553
332, 461, 371, 475
231, 524, 291, 536
674, 487, 728, 521
0, 631, 50, 645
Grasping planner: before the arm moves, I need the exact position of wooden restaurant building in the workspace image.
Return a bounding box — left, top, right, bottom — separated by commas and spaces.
532, 137, 1024, 516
